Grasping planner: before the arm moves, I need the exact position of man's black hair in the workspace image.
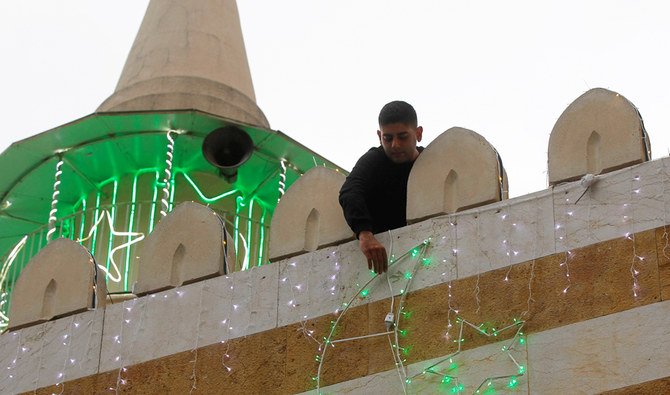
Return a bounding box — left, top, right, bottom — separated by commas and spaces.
378, 100, 417, 127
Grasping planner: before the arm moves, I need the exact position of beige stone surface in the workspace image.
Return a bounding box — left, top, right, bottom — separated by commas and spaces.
269, 167, 353, 261
407, 127, 507, 223
133, 201, 235, 295
548, 88, 650, 185
98, 0, 269, 128
275, 160, 668, 328
8, 238, 106, 331
553, 159, 667, 253
18, 225, 670, 393
454, 190, 556, 280
528, 300, 670, 394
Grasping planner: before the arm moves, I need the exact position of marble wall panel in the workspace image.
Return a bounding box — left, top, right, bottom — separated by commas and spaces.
528, 299, 670, 394
277, 252, 312, 327
554, 159, 667, 253
0, 309, 102, 395
455, 190, 554, 280
99, 284, 204, 372
197, 274, 235, 345
277, 241, 384, 327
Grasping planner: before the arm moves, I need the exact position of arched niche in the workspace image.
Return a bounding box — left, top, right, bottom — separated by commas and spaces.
548, 88, 651, 185
269, 167, 352, 261
8, 238, 106, 331
407, 127, 508, 223
134, 202, 235, 295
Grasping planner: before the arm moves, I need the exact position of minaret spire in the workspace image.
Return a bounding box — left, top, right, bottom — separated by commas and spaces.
98, 0, 269, 128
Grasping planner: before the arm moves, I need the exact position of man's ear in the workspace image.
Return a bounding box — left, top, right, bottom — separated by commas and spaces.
415, 126, 423, 142
377, 130, 382, 144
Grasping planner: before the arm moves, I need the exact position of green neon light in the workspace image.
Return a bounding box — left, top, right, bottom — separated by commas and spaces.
257, 206, 267, 266
124, 174, 139, 292
234, 196, 243, 270
149, 171, 159, 233
169, 177, 175, 212
79, 197, 87, 240
90, 192, 102, 256
181, 172, 238, 203
243, 198, 254, 270
69, 217, 76, 240
105, 180, 119, 280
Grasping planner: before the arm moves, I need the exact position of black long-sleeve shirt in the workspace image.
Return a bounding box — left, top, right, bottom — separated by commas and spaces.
339, 146, 423, 237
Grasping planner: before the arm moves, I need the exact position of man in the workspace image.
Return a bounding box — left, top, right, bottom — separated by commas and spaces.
339, 100, 424, 274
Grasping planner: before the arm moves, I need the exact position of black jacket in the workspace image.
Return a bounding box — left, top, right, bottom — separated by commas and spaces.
339, 146, 423, 237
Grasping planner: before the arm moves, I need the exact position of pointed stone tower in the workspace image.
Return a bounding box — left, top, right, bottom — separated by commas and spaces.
98, 0, 269, 128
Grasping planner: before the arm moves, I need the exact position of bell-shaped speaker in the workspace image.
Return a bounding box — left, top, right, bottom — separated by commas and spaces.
202, 126, 254, 182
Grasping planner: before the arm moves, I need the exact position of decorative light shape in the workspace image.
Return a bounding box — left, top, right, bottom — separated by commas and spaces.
77, 210, 144, 283
315, 240, 431, 392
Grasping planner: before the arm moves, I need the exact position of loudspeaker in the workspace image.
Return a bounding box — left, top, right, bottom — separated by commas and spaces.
202, 126, 254, 182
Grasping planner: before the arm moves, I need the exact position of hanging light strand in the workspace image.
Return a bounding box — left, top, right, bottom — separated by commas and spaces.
47, 158, 64, 242
160, 130, 176, 217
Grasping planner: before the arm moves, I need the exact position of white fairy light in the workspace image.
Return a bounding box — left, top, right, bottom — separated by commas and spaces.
160, 130, 176, 217
47, 159, 64, 242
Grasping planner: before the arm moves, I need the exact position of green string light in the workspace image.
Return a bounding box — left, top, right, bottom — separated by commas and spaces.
90, 191, 102, 256
78, 196, 87, 242
123, 174, 139, 291
104, 180, 119, 281
257, 206, 267, 266
148, 171, 160, 233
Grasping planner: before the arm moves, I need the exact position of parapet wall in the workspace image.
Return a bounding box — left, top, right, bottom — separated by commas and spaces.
1, 155, 668, 394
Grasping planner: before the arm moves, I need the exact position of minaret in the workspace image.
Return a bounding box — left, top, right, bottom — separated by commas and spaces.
98, 0, 269, 128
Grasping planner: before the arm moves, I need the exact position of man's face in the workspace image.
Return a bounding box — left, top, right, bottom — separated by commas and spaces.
377, 122, 423, 164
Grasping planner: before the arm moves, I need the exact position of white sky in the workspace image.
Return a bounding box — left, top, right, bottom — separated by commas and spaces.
1, 1, 669, 198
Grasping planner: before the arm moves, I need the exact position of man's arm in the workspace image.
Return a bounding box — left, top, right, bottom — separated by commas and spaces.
357, 231, 388, 274
339, 148, 388, 273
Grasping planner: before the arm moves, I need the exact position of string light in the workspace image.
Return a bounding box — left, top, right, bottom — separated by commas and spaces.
189, 286, 205, 393
278, 158, 287, 202
76, 210, 144, 283
47, 159, 64, 242
558, 193, 572, 295
0, 236, 28, 329
160, 130, 176, 217
407, 318, 526, 394
284, 259, 323, 347
628, 171, 644, 297
315, 240, 430, 392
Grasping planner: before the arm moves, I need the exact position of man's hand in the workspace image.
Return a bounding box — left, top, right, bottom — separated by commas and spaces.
358, 231, 388, 274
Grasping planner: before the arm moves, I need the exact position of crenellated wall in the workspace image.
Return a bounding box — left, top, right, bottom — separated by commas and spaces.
1, 153, 669, 394
2, 86, 668, 394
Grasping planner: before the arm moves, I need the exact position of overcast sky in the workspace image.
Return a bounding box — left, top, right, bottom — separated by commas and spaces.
1, 1, 669, 198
